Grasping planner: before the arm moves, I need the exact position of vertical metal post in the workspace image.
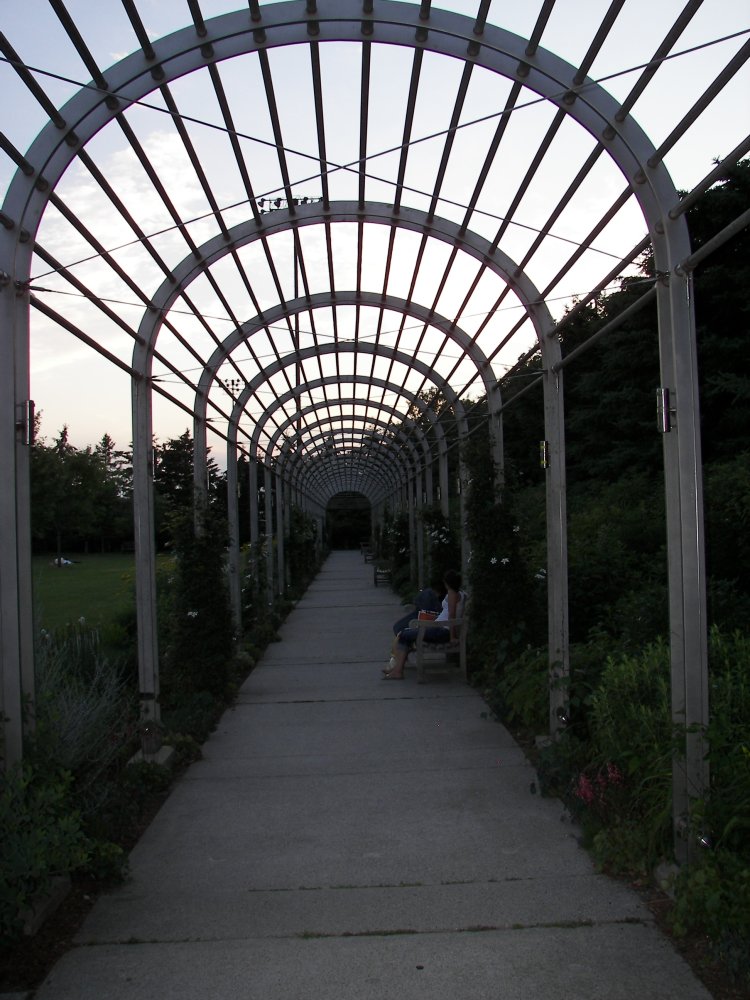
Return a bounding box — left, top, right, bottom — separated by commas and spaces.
226, 440, 242, 631
193, 398, 208, 533
249, 458, 259, 552
458, 429, 469, 584
488, 380, 505, 489
0, 272, 34, 765
543, 367, 570, 734
408, 479, 417, 584
416, 470, 425, 588
132, 375, 161, 725
656, 267, 709, 863
275, 467, 285, 596
439, 444, 450, 519
264, 464, 274, 607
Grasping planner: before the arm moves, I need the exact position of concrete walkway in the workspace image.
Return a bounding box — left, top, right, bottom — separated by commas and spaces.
36, 551, 711, 999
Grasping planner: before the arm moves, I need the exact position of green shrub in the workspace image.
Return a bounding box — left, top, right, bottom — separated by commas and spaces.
0, 764, 90, 944
672, 849, 750, 990
33, 623, 137, 821
701, 628, 750, 855
578, 639, 674, 871
161, 690, 222, 746
536, 624, 750, 984
422, 506, 460, 583
162, 508, 234, 698
286, 505, 321, 596
535, 639, 674, 872
482, 644, 549, 731
536, 730, 589, 799
587, 639, 672, 776
565, 475, 666, 642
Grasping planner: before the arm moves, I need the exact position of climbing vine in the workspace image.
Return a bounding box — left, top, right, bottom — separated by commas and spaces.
462, 414, 541, 676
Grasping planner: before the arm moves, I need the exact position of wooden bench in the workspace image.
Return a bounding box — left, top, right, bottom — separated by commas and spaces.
408, 612, 468, 684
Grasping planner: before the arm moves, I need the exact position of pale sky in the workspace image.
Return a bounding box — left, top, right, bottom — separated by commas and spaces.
1, 0, 748, 461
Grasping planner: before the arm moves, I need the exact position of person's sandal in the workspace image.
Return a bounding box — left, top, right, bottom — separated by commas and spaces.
381, 657, 397, 675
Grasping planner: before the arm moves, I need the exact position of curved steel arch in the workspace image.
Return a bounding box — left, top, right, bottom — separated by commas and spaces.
266, 406, 432, 497
208, 338, 470, 528
260, 415, 421, 608
225, 373, 451, 595
220, 357, 468, 628
124, 200, 555, 353
0, 1, 706, 853
127, 201, 555, 507
188, 292, 497, 552
278, 420, 416, 504
191, 290, 499, 407
1, 2, 689, 247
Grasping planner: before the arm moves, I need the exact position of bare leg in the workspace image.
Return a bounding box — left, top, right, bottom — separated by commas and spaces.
383, 646, 408, 679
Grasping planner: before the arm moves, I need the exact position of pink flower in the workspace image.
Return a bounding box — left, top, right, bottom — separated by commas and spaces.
574, 774, 595, 804
606, 762, 623, 785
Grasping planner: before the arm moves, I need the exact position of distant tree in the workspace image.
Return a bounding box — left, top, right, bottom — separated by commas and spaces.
153, 430, 222, 546
30, 422, 135, 555
30, 425, 93, 559
483, 158, 749, 638
91, 434, 132, 550
688, 159, 750, 463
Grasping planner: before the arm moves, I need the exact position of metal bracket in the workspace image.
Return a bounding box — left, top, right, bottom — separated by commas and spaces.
15, 400, 35, 445
539, 440, 550, 469
656, 387, 676, 433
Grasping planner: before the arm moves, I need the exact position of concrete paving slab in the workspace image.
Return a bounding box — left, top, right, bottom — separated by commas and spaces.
34, 551, 713, 999
77, 765, 588, 898
75, 874, 650, 945
39, 924, 711, 1000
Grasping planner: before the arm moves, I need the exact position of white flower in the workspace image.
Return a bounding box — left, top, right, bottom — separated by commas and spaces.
78, 616, 86, 625
187, 610, 199, 618
490, 556, 498, 565
535, 568, 547, 580
513, 525, 520, 533
501, 557, 510, 565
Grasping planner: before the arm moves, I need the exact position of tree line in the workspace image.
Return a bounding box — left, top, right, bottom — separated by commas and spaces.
30, 426, 230, 558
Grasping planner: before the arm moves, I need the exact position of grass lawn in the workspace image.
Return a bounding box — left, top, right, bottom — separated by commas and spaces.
32, 553, 137, 634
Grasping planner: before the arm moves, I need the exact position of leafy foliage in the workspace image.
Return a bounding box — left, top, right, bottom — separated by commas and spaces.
30, 424, 132, 556
161, 506, 234, 699
0, 764, 90, 945
33, 624, 137, 822
463, 412, 541, 674
286, 505, 321, 597
482, 162, 750, 987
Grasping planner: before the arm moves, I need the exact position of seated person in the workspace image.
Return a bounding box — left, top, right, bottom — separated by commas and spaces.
383, 569, 466, 680
392, 578, 445, 636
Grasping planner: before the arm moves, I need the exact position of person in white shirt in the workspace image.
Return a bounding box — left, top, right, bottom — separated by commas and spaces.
382, 569, 466, 680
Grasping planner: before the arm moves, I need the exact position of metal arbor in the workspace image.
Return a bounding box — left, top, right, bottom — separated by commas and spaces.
1, 1, 749, 860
